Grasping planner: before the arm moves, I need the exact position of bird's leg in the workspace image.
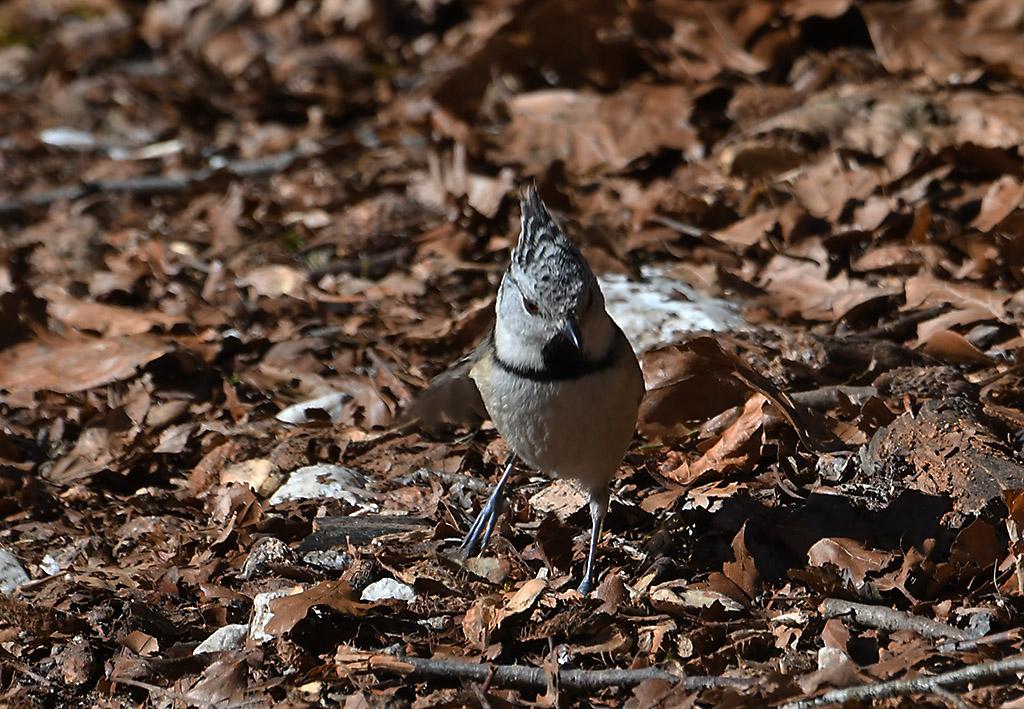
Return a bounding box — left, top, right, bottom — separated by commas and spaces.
577, 484, 609, 594
460, 455, 517, 558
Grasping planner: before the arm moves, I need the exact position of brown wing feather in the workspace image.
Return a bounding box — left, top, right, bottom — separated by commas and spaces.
390, 330, 491, 435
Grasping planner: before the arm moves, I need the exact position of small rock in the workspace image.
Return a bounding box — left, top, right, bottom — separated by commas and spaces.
418, 615, 451, 632
465, 556, 511, 585
0, 548, 29, 594
817, 645, 851, 671
242, 537, 294, 579
194, 624, 249, 654
56, 638, 95, 685
269, 464, 369, 506
39, 553, 62, 576
361, 578, 415, 602
600, 265, 747, 353
249, 586, 303, 644
276, 391, 349, 424
530, 479, 587, 522
239, 264, 306, 298
301, 549, 351, 572
817, 452, 855, 482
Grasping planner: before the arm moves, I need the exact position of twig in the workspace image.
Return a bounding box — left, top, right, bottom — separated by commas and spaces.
790, 386, 877, 410
822, 598, 969, 641
369, 654, 756, 694
649, 213, 707, 239
13, 570, 64, 594
937, 628, 1022, 654
780, 654, 1024, 709
109, 676, 226, 709
0, 141, 329, 220
307, 246, 413, 281
731, 366, 843, 453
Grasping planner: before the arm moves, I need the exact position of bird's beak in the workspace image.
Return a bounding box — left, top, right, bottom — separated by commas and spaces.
563, 318, 582, 351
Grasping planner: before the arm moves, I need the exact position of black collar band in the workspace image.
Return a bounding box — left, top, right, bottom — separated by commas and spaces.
491, 329, 618, 383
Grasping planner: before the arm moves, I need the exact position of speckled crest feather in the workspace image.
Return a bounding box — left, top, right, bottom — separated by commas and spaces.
511, 184, 593, 298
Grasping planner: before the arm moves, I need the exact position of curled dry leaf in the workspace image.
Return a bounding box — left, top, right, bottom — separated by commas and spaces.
920, 330, 992, 365
806, 538, 894, 590
501, 578, 547, 620
0, 334, 171, 396
638, 338, 749, 441
686, 393, 768, 481
1001, 489, 1024, 595
649, 580, 744, 616
759, 251, 900, 321
49, 299, 182, 336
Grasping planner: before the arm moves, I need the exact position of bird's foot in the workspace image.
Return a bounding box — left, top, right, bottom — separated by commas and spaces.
459, 496, 501, 558
459, 455, 517, 558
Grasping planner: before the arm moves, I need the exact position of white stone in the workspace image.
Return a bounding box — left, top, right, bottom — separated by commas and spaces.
193, 624, 249, 654
249, 587, 302, 643
269, 465, 368, 505
361, 578, 415, 603
599, 264, 747, 355
0, 549, 29, 594
276, 391, 349, 424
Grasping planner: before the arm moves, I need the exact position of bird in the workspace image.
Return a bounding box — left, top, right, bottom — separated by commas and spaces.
402, 184, 644, 594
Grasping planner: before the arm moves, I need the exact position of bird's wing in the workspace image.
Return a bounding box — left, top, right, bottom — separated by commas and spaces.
390, 329, 491, 434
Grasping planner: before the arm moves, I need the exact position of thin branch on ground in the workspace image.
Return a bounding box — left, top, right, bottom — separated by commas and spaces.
13, 570, 64, 594
781, 654, 1024, 709
307, 246, 414, 281
822, 598, 969, 640
937, 628, 1021, 654
108, 676, 217, 709
0, 141, 332, 220
367, 654, 756, 694
790, 386, 877, 410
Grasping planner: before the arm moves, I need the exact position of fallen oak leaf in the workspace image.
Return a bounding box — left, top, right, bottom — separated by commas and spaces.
504, 578, 547, 615
806, 538, 894, 590
264, 580, 366, 636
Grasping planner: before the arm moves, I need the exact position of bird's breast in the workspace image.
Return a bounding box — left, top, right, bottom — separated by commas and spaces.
471, 346, 642, 486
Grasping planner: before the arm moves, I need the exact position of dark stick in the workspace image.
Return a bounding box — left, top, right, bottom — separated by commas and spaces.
369, 654, 755, 694
0, 143, 322, 220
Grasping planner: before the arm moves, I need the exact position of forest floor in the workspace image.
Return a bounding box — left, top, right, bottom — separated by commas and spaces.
2, 0, 1024, 707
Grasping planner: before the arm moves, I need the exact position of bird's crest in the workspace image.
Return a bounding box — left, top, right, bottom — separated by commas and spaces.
511, 184, 592, 291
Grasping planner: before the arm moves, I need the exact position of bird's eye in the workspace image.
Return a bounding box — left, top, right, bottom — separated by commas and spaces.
522, 296, 539, 315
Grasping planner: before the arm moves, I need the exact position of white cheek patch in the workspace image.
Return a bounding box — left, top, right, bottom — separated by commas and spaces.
494, 316, 547, 370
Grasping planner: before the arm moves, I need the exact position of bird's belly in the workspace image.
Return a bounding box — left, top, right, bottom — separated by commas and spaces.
473, 364, 641, 486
